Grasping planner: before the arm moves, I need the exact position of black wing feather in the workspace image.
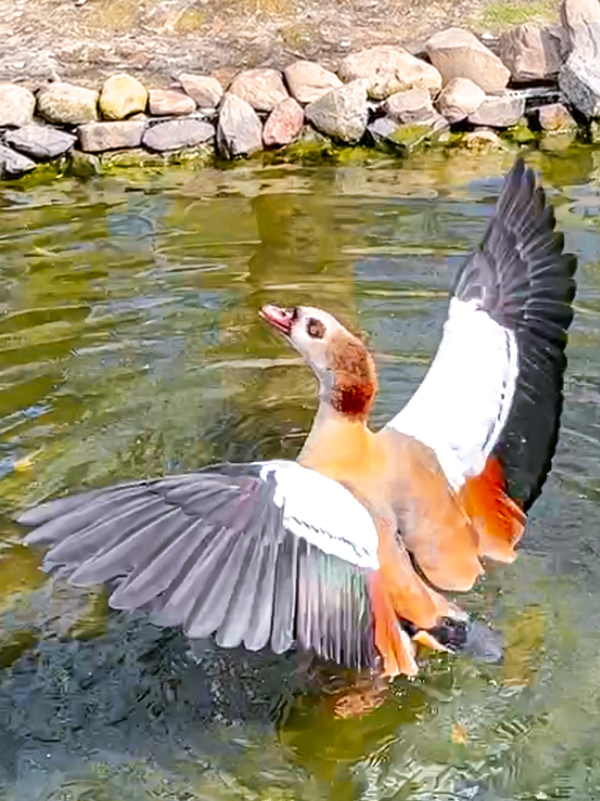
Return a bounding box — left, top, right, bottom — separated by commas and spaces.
453, 157, 577, 509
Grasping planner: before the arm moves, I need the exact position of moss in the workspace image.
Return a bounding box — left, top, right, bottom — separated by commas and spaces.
477, 0, 558, 30
503, 119, 538, 144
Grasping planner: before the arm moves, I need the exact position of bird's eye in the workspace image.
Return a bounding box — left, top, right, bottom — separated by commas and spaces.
306, 318, 326, 339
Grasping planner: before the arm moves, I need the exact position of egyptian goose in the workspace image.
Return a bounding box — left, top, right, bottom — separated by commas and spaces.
17, 159, 577, 678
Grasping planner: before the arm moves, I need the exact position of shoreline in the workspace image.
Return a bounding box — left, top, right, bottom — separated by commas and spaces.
0, 0, 598, 182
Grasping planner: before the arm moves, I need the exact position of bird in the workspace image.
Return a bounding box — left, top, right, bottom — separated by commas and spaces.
17, 158, 577, 679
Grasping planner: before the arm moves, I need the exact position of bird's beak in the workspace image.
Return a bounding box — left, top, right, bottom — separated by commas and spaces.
259, 304, 296, 336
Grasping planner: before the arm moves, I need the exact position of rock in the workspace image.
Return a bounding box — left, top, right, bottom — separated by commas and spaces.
99, 74, 148, 120
540, 130, 577, 151
217, 93, 263, 158
559, 20, 600, 117
499, 23, 567, 82
436, 77, 486, 123
504, 119, 537, 144
37, 82, 99, 125
468, 94, 526, 127
143, 119, 215, 151
263, 98, 304, 146
283, 61, 342, 104
305, 81, 368, 144
561, 0, 600, 45
538, 102, 577, 132
78, 120, 146, 152
178, 74, 223, 107
67, 150, 102, 178
0, 144, 36, 178
148, 89, 196, 116
368, 112, 448, 152
425, 28, 510, 93
338, 46, 442, 100
0, 84, 36, 128
4, 124, 76, 159
461, 128, 504, 151
228, 68, 288, 112
383, 88, 435, 123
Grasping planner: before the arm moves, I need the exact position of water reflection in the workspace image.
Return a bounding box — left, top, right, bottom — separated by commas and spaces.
0, 148, 598, 800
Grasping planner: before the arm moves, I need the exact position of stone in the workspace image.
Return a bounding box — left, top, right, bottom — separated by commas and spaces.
436, 77, 486, 123
368, 112, 448, 152
338, 46, 442, 100
99, 74, 148, 120
37, 82, 99, 125
178, 74, 223, 107
67, 150, 102, 178
461, 128, 504, 151
143, 119, 215, 151
0, 144, 36, 178
425, 28, 510, 93
468, 94, 526, 127
148, 89, 196, 116
228, 68, 288, 112
538, 102, 577, 132
383, 88, 435, 123
561, 0, 600, 45
559, 20, 600, 117
4, 124, 76, 159
499, 23, 567, 82
0, 84, 36, 128
283, 61, 342, 104
305, 81, 368, 144
263, 98, 304, 146
78, 120, 146, 152
217, 93, 263, 158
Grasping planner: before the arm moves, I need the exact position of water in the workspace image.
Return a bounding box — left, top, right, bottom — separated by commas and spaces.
0, 148, 598, 801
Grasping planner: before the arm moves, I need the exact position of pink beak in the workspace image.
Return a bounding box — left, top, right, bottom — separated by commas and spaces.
259, 304, 296, 336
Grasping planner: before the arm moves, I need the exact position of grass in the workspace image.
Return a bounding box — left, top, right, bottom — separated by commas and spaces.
477, 0, 559, 30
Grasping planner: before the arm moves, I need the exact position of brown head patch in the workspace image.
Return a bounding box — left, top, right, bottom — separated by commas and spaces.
328, 334, 377, 419
306, 317, 326, 339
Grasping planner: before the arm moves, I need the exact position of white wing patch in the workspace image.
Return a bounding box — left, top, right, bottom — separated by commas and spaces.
259, 461, 379, 570
387, 298, 519, 489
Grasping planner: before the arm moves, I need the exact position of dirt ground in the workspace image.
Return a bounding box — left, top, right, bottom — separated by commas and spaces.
0, 0, 560, 90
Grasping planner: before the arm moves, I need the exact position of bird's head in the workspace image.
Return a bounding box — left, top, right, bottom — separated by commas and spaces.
260, 304, 377, 419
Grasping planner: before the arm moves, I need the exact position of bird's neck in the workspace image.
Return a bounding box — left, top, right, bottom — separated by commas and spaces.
298, 401, 375, 478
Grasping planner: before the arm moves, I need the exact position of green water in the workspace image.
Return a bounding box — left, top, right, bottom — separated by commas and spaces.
0, 148, 599, 801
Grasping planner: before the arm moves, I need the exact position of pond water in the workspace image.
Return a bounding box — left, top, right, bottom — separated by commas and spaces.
0, 148, 598, 801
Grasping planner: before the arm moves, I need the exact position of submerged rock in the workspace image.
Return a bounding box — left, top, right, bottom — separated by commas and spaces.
217, 93, 263, 158
78, 120, 147, 152
0, 84, 36, 128
5, 124, 76, 159
305, 81, 368, 144
263, 98, 304, 147
436, 77, 485, 123
468, 94, 526, 127
538, 102, 577, 132
143, 118, 215, 151
178, 74, 223, 108
0, 144, 36, 178
228, 68, 288, 112
99, 73, 148, 120
37, 82, 99, 125
461, 128, 504, 151
425, 28, 510, 93
338, 45, 442, 100
499, 23, 567, 82
368, 112, 448, 152
284, 61, 342, 104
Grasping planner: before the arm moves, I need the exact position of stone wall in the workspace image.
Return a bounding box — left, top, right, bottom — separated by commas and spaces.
0, 0, 597, 179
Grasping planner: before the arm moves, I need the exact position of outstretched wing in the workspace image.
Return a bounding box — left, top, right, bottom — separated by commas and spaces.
386, 158, 576, 562
18, 460, 379, 670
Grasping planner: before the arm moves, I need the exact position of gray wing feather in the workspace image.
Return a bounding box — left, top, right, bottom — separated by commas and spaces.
17, 465, 377, 670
